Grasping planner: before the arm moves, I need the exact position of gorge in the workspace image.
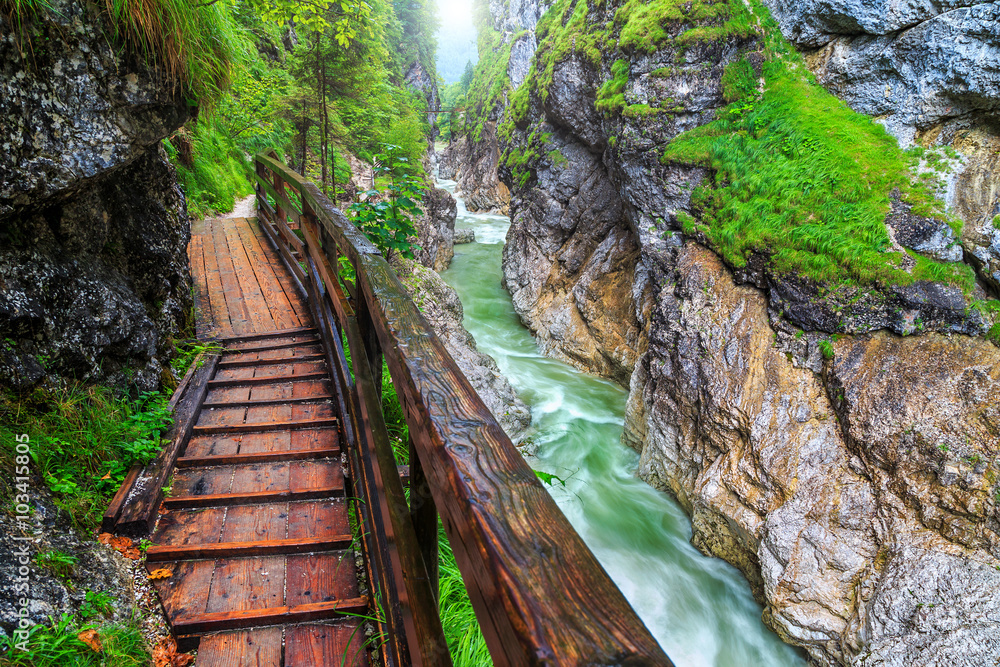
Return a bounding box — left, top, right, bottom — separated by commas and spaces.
440, 0, 1000, 664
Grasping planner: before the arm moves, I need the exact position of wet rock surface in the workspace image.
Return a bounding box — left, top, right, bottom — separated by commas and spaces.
0, 0, 192, 391
391, 256, 531, 440
0, 489, 137, 640
628, 243, 1000, 665
440, 134, 511, 213
476, 0, 1000, 662
413, 186, 457, 272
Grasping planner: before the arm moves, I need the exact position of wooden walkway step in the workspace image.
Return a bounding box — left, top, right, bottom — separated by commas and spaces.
207, 372, 329, 388
201, 396, 334, 409
140, 217, 370, 665
173, 597, 369, 634
146, 534, 354, 562
175, 448, 339, 468
218, 354, 326, 368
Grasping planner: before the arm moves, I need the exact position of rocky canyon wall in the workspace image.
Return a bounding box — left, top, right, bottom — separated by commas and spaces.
0, 0, 193, 391
460, 0, 1000, 662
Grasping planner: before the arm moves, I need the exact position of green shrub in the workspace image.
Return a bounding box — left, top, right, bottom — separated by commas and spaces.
663, 47, 973, 291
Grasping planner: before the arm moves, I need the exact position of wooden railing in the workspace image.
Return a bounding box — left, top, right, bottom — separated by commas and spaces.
254, 153, 672, 666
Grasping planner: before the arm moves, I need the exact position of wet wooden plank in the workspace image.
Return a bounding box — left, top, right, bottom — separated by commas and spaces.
182, 435, 242, 459
212, 220, 252, 335
206, 556, 285, 613
218, 354, 325, 369
152, 508, 226, 546
194, 628, 283, 667
189, 234, 215, 337
172, 466, 234, 498
285, 623, 369, 667
200, 220, 232, 338
163, 486, 344, 509
223, 337, 322, 354
236, 431, 291, 455
150, 559, 215, 620
287, 500, 351, 540
193, 418, 338, 437
289, 460, 343, 494
201, 396, 333, 410
230, 463, 290, 494
220, 503, 288, 543
290, 428, 340, 452
286, 552, 359, 606
226, 220, 276, 333
177, 448, 338, 468
237, 217, 304, 329
146, 535, 353, 562
207, 372, 328, 388
216, 327, 317, 345
195, 406, 247, 428
173, 597, 369, 635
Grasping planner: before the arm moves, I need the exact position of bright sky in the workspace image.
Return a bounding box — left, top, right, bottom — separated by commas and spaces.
434, 0, 478, 82
435, 0, 474, 32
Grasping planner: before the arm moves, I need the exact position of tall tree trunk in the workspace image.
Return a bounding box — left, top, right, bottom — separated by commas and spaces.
320, 38, 328, 194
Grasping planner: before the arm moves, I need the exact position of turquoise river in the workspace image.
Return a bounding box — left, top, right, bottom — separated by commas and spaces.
437, 178, 807, 666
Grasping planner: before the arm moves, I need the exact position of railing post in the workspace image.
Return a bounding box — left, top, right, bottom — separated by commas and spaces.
409, 435, 439, 604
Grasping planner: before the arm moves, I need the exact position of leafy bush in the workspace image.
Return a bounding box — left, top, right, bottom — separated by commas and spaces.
348, 149, 424, 259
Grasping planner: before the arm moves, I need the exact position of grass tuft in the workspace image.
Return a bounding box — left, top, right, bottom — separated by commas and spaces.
662, 17, 973, 291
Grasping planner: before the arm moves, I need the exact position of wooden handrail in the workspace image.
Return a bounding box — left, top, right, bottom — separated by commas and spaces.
254, 153, 672, 666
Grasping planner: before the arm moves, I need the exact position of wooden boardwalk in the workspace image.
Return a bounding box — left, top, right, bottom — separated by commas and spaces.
146, 217, 368, 666
103, 157, 671, 666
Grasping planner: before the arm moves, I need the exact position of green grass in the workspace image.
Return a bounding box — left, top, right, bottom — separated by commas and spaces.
35, 550, 78, 579
438, 525, 491, 665
0, 343, 220, 530
661, 13, 974, 291
2, 0, 246, 105
0, 614, 150, 667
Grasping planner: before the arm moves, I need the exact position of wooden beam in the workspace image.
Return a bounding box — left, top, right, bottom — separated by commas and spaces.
172, 597, 369, 635
206, 372, 328, 388
217, 354, 325, 368
145, 535, 353, 562
190, 417, 338, 436
175, 448, 339, 468
200, 396, 334, 409
163, 486, 343, 509
113, 355, 220, 536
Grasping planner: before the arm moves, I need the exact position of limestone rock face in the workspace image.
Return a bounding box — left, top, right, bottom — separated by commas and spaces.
391, 257, 531, 440
630, 243, 1000, 665
501, 132, 644, 384
413, 186, 457, 272
479, 0, 1000, 662
440, 133, 511, 213
0, 0, 192, 391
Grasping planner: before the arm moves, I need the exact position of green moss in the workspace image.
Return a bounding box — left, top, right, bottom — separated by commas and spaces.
988, 323, 1000, 345
548, 149, 569, 167
464, 26, 513, 143
818, 339, 834, 360
615, 0, 750, 53
993, 215, 1000, 231
662, 23, 972, 291
623, 103, 667, 119
533, 0, 606, 101
595, 59, 629, 113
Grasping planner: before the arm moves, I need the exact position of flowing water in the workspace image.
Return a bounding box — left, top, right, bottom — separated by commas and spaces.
437, 178, 807, 666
